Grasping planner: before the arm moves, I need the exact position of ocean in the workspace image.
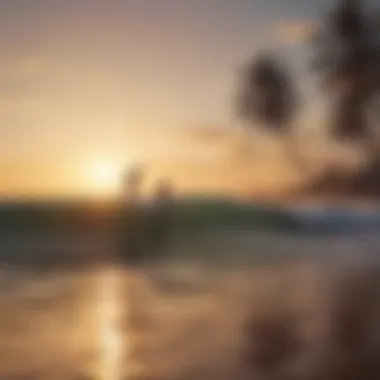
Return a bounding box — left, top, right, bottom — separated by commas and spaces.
0, 199, 380, 379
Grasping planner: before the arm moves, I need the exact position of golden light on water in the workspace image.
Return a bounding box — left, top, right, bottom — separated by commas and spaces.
98, 267, 124, 380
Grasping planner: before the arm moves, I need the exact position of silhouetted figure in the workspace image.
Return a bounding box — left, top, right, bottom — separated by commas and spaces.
147, 179, 174, 259
119, 165, 147, 266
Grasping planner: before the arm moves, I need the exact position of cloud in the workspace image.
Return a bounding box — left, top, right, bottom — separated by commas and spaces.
276, 19, 316, 44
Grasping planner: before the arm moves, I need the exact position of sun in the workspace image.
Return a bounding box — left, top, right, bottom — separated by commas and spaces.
89, 159, 122, 195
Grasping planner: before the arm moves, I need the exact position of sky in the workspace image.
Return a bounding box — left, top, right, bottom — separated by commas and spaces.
0, 0, 341, 198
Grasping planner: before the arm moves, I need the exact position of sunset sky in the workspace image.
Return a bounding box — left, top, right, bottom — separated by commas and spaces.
0, 0, 348, 198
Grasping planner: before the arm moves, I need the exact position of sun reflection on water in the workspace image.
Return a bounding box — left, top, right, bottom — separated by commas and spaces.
98, 266, 124, 380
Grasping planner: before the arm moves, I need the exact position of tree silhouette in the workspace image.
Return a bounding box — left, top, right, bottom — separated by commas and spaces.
236, 0, 380, 197
237, 53, 302, 169
302, 0, 380, 197
312, 0, 380, 142
238, 53, 297, 133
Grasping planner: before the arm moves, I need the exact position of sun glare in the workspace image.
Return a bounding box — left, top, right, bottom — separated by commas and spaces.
89, 159, 122, 195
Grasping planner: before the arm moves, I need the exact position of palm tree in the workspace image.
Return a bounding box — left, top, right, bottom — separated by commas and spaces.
237, 53, 301, 168
305, 0, 380, 197
238, 54, 296, 132
312, 0, 380, 144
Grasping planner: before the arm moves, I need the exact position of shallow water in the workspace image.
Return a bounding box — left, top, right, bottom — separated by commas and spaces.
0, 230, 380, 379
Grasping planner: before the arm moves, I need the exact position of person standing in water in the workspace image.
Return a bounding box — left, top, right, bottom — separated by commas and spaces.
119, 165, 146, 265
148, 179, 175, 259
